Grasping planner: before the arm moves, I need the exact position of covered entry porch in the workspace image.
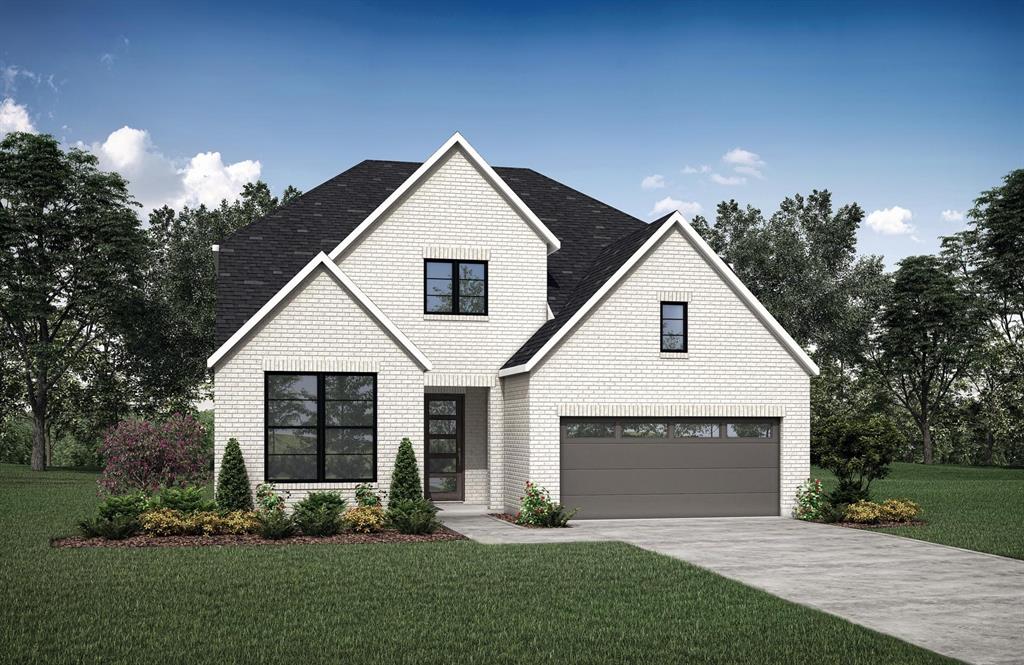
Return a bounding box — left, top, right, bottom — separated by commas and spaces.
423, 385, 496, 506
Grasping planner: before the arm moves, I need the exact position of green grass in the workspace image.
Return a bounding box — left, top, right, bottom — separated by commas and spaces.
0, 464, 951, 665
812, 462, 1024, 559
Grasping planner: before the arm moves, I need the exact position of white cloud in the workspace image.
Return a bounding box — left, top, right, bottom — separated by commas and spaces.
641, 174, 666, 190
86, 125, 261, 213
682, 164, 711, 175
941, 209, 965, 222
866, 206, 914, 235
733, 165, 764, 179
710, 173, 746, 186
722, 147, 764, 168
0, 98, 35, 135
100, 53, 115, 68
650, 196, 702, 219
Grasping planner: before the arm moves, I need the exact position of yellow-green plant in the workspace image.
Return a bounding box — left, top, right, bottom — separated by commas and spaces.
139, 509, 259, 536
879, 498, 920, 523
843, 500, 883, 524
343, 506, 385, 533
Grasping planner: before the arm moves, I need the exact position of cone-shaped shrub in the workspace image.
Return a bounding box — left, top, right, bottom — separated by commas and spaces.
216, 438, 253, 511
389, 437, 422, 504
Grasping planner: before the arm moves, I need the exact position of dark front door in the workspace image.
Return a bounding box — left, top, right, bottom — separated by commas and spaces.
425, 394, 464, 501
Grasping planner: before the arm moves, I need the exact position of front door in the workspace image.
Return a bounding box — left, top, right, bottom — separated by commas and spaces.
424, 394, 464, 501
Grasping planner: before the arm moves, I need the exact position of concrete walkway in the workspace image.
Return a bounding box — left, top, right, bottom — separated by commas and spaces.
439, 511, 1024, 665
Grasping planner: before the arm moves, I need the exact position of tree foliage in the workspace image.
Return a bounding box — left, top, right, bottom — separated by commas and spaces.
98, 414, 208, 495
0, 132, 149, 470
813, 414, 903, 505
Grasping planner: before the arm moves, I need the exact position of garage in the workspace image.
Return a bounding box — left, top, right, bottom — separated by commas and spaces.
560, 417, 780, 519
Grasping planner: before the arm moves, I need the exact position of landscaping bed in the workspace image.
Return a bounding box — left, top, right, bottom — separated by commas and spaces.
52, 525, 465, 549
837, 520, 926, 530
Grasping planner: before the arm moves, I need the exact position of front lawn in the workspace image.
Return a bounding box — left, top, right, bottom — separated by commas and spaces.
812, 462, 1024, 559
0, 464, 952, 664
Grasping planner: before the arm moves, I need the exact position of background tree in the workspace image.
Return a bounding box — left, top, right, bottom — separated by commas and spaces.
0, 133, 149, 471
874, 255, 982, 464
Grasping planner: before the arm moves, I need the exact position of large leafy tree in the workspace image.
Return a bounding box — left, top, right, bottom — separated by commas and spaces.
691, 191, 887, 367
874, 255, 983, 464
0, 132, 149, 470
129, 182, 302, 409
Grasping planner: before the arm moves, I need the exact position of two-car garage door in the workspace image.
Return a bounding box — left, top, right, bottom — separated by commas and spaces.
560, 417, 780, 519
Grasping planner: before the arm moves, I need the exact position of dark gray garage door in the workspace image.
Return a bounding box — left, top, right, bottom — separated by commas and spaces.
560, 417, 779, 519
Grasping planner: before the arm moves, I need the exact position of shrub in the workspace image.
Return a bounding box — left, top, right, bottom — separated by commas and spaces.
216, 438, 253, 511
293, 492, 347, 536
880, 498, 921, 523
96, 493, 150, 522
79, 515, 139, 540
343, 506, 385, 533
813, 415, 902, 505
389, 437, 422, 504
149, 486, 216, 513
255, 483, 287, 512
256, 509, 296, 540
387, 498, 439, 534
843, 500, 883, 524
354, 483, 383, 508
139, 509, 259, 536
98, 413, 208, 495
515, 482, 577, 528
792, 479, 830, 521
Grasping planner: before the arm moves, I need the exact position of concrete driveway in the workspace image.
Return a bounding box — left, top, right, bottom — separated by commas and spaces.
440, 512, 1024, 665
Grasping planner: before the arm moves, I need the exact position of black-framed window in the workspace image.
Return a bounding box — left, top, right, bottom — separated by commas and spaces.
424, 260, 487, 315
661, 301, 688, 352
265, 372, 376, 482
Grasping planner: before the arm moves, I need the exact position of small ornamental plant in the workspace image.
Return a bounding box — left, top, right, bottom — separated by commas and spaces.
793, 479, 830, 521
354, 483, 384, 508
515, 481, 577, 528
98, 414, 208, 495
255, 483, 288, 512
389, 437, 423, 504
343, 505, 386, 533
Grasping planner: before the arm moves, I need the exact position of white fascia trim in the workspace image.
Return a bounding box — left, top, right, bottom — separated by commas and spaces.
327, 132, 560, 260
497, 212, 819, 378
206, 252, 432, 371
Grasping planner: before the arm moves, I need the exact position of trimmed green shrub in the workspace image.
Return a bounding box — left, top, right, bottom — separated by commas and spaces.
216, 438, 253, 511
96, 493, 150, 522
515, 481, 577, 527
354, 483, 383, 507
813, 415, 902, 505
149, 486, 216, 514
293, 492, 347, 536
389, 437, 422, 504
79, 515, 140, 540
256, 509, 296, 540
343, 506, 385, 533
387, 498, 440, 534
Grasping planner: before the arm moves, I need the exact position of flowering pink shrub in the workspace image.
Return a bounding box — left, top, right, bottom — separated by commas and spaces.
98, 414, 209, 495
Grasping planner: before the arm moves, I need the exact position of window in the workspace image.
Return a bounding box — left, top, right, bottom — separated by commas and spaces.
661, 302, 688, 352
566, 422, 617, 438
621, 422, 668, 438
727, 422, 773, 439
562, 418, 777, 443
424, 260, 487, 315
674, 422, 720, 438
265, 372, 376, 482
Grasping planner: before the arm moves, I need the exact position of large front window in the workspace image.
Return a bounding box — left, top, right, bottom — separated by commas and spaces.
424, 260, 487, 315
265, 372, 376, 482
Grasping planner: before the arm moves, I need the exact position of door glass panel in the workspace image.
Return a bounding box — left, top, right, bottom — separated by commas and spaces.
429, 419, 456, 435
429, 458, 457, 474
429, 477, 457, 493
674, 423, 720, 438
429, 438, 456, 454
428, 400, 457, 415
622, 422, 668, 438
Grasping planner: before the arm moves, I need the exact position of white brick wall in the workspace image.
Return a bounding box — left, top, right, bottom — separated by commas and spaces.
522, 227, 811, 516
337, 148, 549, 375
501, 373, 531, 513
213, 269, 424, 505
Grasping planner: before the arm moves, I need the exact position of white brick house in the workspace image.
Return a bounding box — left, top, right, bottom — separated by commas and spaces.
208, 133, 818, 518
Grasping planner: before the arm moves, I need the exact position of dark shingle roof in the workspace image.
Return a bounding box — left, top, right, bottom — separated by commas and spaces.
501, 214, 670, 369
215, 159, 647, 347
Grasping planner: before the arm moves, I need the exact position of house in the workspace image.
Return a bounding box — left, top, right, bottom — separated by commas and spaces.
208, 133, 818, 519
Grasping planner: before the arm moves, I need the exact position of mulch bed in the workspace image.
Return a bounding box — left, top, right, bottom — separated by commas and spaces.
51, 525, 466, 549
488, 513, 573, 528
836, 520, 926, 530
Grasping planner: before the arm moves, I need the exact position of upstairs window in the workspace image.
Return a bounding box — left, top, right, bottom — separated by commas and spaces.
661, 302, 688, 352
424, 260, 487, 315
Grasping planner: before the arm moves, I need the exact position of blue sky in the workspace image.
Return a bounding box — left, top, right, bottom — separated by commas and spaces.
2, 0, 1021, 264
